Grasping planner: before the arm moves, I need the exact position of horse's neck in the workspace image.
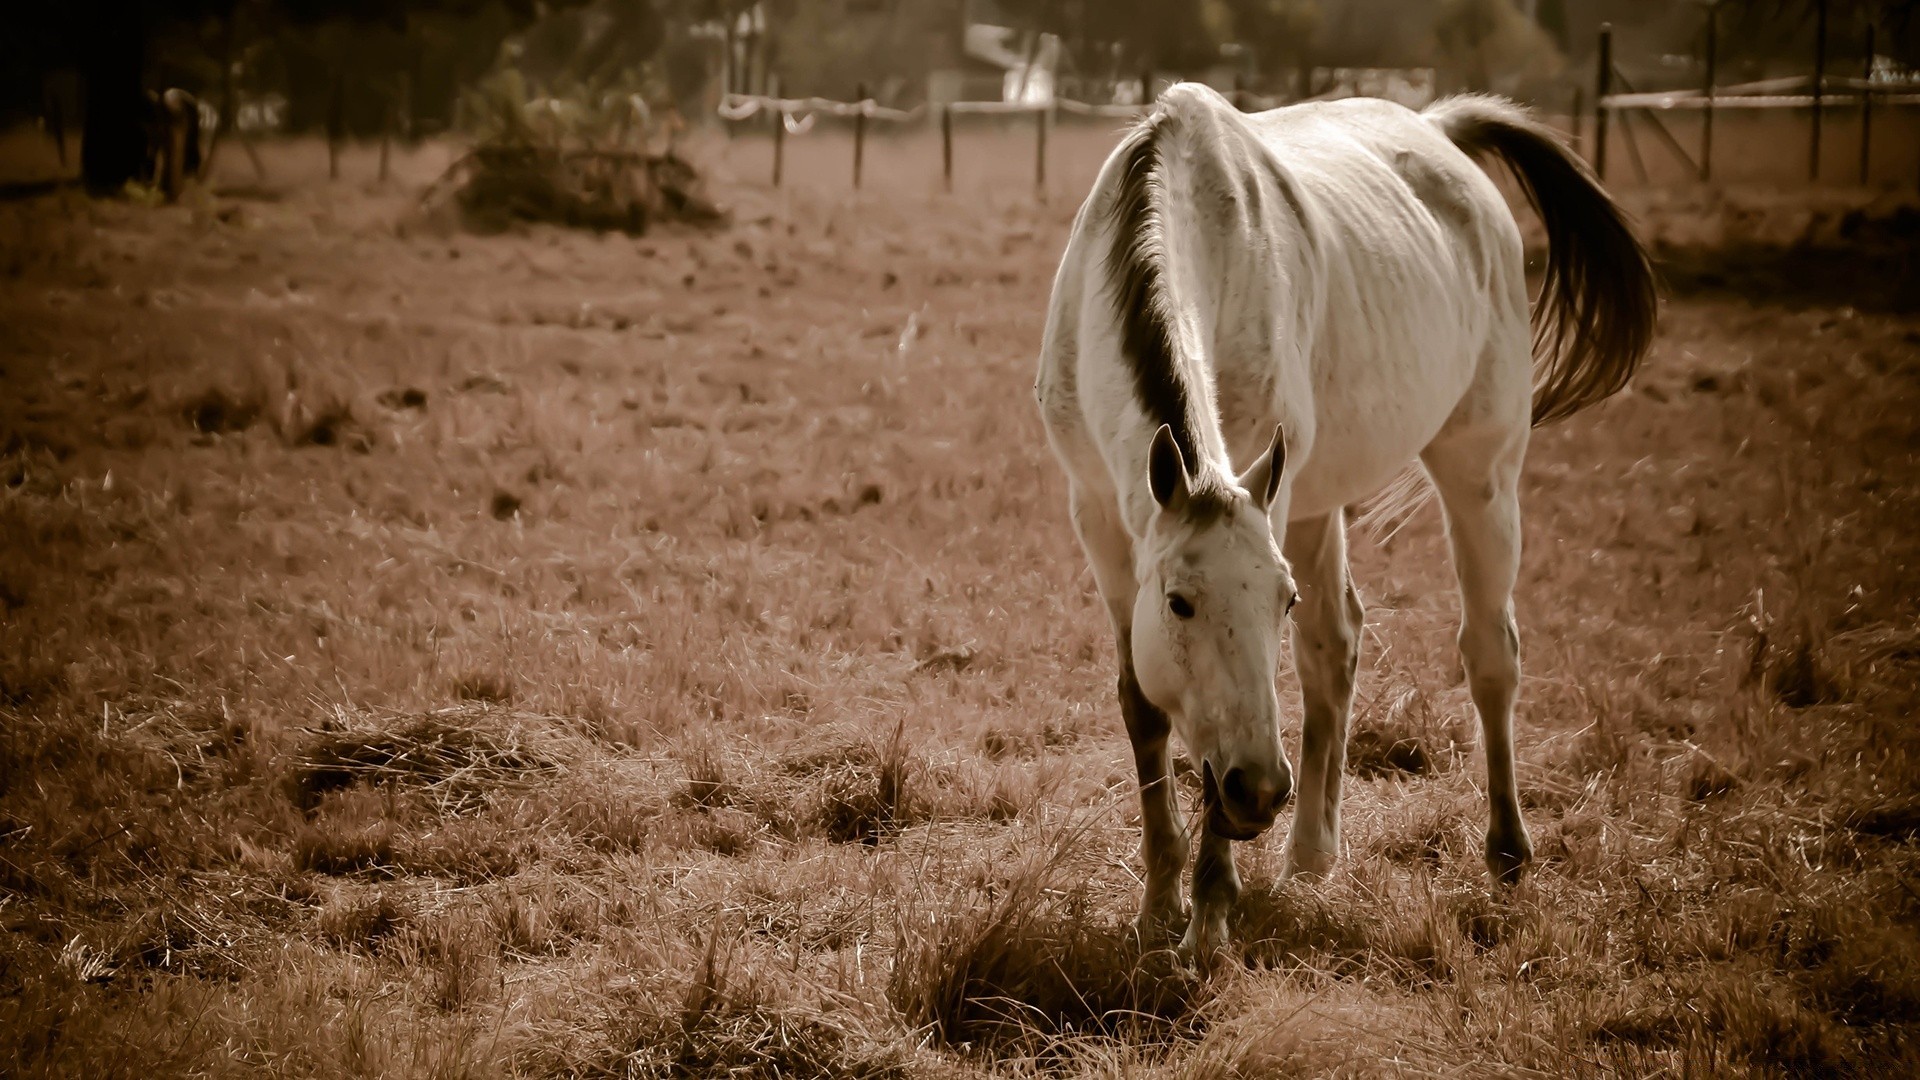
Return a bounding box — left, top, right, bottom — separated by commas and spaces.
1154, 154, 1315, 475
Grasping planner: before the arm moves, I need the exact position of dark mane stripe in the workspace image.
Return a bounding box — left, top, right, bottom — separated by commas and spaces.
1102, 122, 1199, 466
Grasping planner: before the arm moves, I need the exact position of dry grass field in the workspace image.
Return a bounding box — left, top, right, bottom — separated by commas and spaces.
3, 124, 1919, 1078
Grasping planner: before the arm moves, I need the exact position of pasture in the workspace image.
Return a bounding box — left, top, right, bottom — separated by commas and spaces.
2, 123, 1918, 1077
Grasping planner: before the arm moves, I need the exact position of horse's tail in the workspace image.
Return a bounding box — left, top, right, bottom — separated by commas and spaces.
1426, 94, 1657, 426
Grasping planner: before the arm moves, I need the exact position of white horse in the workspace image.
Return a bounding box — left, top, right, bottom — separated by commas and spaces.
1036, 84, 1655, 958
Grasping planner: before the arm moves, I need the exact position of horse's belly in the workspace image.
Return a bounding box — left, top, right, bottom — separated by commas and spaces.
1288, 314, 1481, 518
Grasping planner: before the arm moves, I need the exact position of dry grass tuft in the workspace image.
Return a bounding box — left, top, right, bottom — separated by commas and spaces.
1346, 685, 1465, 779
290, 705, 565, 814
179, 385, 261, 435
676, 742, 736, 810
294, 813, 399, 876
890, 828, 1206, 1049
809, 721, 918, 844
1841, 797, 1920, 843
409, 909, 500, 1012
318, 888, 415, 951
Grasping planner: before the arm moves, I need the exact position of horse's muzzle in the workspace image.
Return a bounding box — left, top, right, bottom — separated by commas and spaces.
1202, 759, 1290, 840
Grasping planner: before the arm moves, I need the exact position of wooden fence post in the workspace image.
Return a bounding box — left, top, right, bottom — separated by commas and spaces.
1810, 0, 1826, 182
1859, 23, 1874, 185
1702, 3, 1716, 182
770, 74, 784, 188
941, 105, 953, 192
1594, 24, 1612, 181
1034, 105, 1047, 195
853, 81, 866, 190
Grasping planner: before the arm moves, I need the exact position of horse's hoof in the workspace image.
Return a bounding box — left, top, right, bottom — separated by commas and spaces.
1285, 846, 1336, 880
1132, 905, 1189, 944
1176, 915, 1232, 971
1485, 827, 1533, 887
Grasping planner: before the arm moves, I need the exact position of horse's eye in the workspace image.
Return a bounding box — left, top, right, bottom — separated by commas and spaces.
1168, 594, 1195, 619
1284, 591, 1299, 616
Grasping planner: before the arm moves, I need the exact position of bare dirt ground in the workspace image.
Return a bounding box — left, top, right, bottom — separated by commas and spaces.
3, 127, 1920, 1077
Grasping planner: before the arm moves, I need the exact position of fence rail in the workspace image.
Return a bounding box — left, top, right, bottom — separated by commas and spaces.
719, 84, 1342, 192
726, 13, 1920, 196
1603, 74, 1920, 110
1592, 5, 1920, 186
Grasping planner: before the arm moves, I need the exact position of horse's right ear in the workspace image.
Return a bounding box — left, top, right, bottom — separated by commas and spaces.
1148, 425, 1190, 511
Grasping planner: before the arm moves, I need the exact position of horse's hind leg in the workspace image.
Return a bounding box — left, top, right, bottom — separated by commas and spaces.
1282, 510, 1364, 879
1422, 417, 1533, 885
1070, 482, 1190, 936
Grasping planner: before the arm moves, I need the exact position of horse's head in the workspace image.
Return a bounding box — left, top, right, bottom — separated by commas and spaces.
1131, 424, 1296, 841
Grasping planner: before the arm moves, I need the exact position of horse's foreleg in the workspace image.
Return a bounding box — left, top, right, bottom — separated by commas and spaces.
1120, 662, 1189, 936
1180, 829, 1239, 960
1282, 511, 1363, 879
1425, 430, 1532, 885
1071, 484, 1189, 936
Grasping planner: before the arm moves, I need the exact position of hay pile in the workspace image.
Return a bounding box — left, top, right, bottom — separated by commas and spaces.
422, 70, 726, 236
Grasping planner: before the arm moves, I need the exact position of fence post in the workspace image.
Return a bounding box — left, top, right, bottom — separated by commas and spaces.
1035, 105, 1047, 195
1702, 3, 1716, 182
853, 81, 866, 190
1594, 24, 1612, 181
771, 74, 784, 188
1140, 68, 1152, 106
1859, 23, 1874, 185
1810, 0, 1826, 182
941, 105, 953, 192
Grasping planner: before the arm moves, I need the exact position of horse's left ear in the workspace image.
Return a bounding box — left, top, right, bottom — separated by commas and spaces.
1238, 424, 1286, 511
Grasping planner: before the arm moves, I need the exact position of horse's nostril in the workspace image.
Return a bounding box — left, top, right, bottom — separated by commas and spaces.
1221, 765, 1255, 813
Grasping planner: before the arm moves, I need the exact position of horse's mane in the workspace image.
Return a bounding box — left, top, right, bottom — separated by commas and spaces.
1101, 121, 1203, 471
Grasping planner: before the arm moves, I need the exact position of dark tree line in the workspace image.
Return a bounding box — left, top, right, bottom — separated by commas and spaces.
14, 0, 587, 193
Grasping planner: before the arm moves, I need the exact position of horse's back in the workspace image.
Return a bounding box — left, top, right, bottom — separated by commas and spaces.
1242, 97, 1523, 311
1231, 97, 1531, 515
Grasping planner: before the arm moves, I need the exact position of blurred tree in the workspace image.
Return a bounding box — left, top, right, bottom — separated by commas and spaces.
1715, 0, 1919, 69
59, 0, 599, 193
1218, 0, 1323, 88
1433, 0, 1561, 93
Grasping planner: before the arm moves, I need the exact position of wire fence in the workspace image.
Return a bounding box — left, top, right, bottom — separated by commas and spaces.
718, 84, 1317, 192
716, 7, 1918, 196
1590, 7, 1920, 186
